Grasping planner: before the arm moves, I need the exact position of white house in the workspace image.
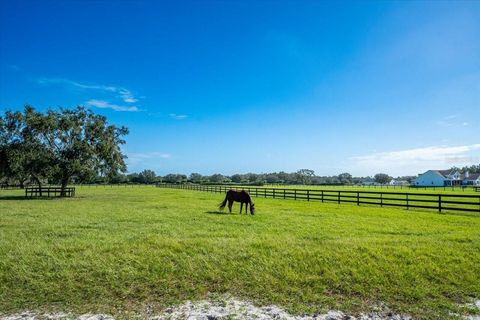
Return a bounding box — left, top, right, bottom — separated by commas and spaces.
462, 173, 480, 186
361, 179, 376, 186
414, 169, 463, 187
389, 179, 409, 186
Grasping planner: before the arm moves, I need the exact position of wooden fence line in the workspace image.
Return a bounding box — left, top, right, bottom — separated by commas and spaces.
73, 184, 156, 187
25, 187, 76, 198
156, 184, 480, 214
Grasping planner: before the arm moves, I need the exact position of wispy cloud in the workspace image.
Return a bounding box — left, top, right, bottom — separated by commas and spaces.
85, 99, 139, 112
37, 77, 139, 104
6, 64, 21, 71
169, 113, 188, 120
119, 89, 137, 103
351, 144, 480, 176
434, 114, 468, 127
129, 152, 172, 159
126, 152, 172, 166
38, 78, 116, 91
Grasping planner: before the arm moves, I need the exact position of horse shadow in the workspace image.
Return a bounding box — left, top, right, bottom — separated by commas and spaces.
205, 210, 232, 215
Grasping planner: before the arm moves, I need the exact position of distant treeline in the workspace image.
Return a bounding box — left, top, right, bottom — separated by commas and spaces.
4, 166, 479, 187
48, 165, 479, 186
3, 157, 479, 188
4, 165, 450, 186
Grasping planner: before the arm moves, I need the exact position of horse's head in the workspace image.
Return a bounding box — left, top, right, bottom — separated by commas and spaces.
250, 203, 256, 215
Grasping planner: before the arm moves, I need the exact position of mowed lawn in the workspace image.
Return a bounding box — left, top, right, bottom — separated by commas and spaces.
0, 187, 479, 319
247, 184, 480, 195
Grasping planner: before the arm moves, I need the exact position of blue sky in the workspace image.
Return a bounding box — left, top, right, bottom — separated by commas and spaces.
1, 0, 479, 176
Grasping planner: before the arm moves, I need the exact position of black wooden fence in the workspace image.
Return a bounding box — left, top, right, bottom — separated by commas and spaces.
157, 184, 480, 214
0, 184, 23, 190
25, 187, 76, 198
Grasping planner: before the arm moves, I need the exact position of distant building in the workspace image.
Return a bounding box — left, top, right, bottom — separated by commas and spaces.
414, 169, 462, 187
414, 169, 480, 187
389, 179, 409, 186
361, 179, 376, 186
462, 172, 480, 186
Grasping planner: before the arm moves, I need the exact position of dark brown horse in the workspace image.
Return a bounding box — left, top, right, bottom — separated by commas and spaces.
219, 189, 255, 215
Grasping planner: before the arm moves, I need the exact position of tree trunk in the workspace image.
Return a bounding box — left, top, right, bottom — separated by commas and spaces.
33, 176, 42, 197
60, 178, 69, 197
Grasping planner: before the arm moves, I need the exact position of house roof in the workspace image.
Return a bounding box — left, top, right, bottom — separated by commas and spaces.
465, 173, 480, 180
422, 169, 479, 181
436, 169, 458, 176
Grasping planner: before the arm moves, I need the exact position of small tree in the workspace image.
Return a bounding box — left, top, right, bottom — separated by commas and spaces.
139, 169, 157, 184
189, 173, 203, 183
374, 173, 392, 185
296, 169, 315, 185
127, 173, 140, 183
231, 174, 242, 183
209, 174, 224, 183
163, 174, 187, 183
338, 172, 353, 185
109, 173, 127, 184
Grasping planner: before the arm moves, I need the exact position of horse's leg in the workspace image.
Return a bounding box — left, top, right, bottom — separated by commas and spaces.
228, 200, 233, 213
240, 202, 243, 214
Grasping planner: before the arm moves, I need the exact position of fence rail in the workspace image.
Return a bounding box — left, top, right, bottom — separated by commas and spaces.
25, 187, 76, 198
157, 184, 480, 214
265, 184, 478, 191
0, 184, 23, 190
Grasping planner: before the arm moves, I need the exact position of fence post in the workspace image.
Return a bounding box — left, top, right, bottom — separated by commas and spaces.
406, 194, 409, 210
338, 191, 340, 204
294, 189, 297, 200
380, 193, 383, 207
283, 189, 286, 199
321, 190, 324, 203
273, 189, 276, 199
307, 190, 310, 201
439, 195, 442, 213
256, 188, 258, 197
357, 192, 359, 206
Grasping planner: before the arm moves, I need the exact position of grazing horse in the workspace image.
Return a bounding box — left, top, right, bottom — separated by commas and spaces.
219, 189, 256, 215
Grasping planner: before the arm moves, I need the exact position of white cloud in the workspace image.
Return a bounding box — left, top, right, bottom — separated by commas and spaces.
434, 114, 468, 127
169, 113, 188, 120
85, 99, 139, 112
129, 152, 172, 159
6, 64, 21, 71
126, 152, 172, 165
351, 144, 480, 176
37, 78, 139, 104
118, 88, 138, 103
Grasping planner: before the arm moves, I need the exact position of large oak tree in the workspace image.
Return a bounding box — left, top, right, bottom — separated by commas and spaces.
0, 106, 129, 195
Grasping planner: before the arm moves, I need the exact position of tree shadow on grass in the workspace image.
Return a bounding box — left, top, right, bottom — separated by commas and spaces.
0, 195, 55, 201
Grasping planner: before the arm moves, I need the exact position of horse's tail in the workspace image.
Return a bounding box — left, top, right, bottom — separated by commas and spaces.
219, 194, 228, 210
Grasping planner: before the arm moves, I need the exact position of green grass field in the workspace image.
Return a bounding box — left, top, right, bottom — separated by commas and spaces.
254, 184, 480, 195
1, 186, 480, 319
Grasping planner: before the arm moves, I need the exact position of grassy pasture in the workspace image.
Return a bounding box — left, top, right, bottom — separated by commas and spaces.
164, 184, 480, 215
1, 186, 480, 319
258, 184, 480, 195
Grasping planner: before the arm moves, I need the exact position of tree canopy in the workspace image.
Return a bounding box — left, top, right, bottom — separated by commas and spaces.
374, 173, 392, 184
0, 106, 128, 194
